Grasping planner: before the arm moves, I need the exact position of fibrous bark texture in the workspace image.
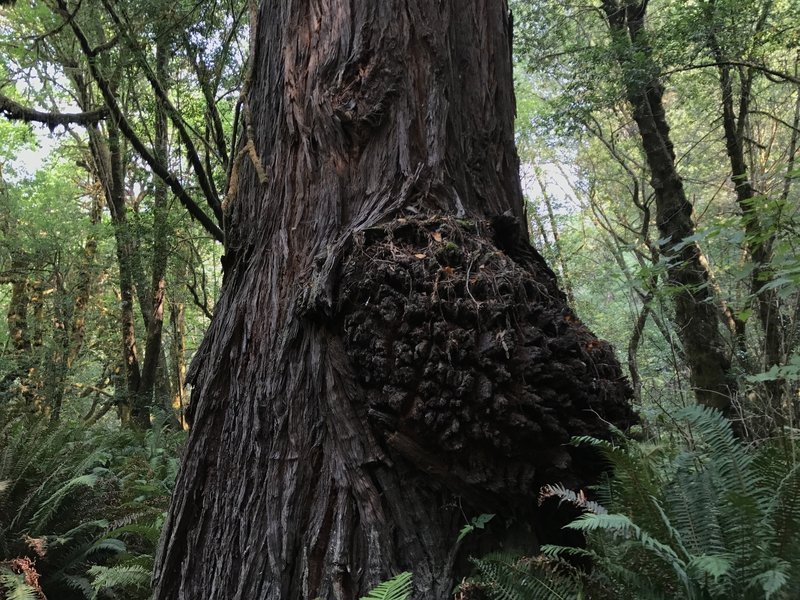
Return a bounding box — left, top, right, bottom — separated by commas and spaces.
153, 2, 634, 598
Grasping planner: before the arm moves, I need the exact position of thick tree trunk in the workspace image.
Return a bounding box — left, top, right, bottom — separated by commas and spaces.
602, 0, 734, 411
154, 2, 634, 598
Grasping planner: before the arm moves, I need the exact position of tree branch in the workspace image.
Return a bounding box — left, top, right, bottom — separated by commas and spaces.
666, 60, 800, 85
99, 0, 224, 224
55, 0, 224, 243
0, 92, 108, 127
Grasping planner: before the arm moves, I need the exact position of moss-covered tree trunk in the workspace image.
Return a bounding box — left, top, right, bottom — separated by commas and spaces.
153, 2, 634, 598
602, 0, 734, 411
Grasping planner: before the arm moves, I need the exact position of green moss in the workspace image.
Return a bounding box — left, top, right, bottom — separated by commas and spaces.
456, 218, 476, 231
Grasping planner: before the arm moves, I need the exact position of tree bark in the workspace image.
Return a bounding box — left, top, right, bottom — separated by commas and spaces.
106, 123, 143, 424
137, 34, 171, 428
154, 2, 634, 598
169, 301, 187, 428
602, 0, 734, 411
703, 2, 785, 415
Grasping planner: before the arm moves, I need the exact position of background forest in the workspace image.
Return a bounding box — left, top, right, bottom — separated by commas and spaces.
0, 0, 799, 598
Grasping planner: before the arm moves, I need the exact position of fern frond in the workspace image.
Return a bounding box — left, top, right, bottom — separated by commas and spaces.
538, 483, 607, 515
56, 573, 93, 598
747, 564, 790, 599
0, 574, 39, 600
28, 471, 106, 531
467, 553, 580, 600
539, 544, 597, 560
359, 571, 412, 600
686, 554, 733, 582
0, 565, 40, 600
678, 406, 759, 502
665, 465, 725, 558
566, 513, 692, 592
88, 564, 151, 598
766, 459, 800, 562
102, 521, 163, 546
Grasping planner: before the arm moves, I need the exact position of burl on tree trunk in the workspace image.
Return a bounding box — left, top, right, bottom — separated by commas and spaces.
153, 1, 634, 598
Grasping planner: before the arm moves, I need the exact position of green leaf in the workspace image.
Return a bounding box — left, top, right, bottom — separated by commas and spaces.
88, 564, 151, 598
746, 364, 782, 383
457, 513, 495, 542
0, 570, 40, 600
687, 554, 732, 581
457, 524, 475, 542
359, 572, 412, 600
752, 568, 788, 598
473, 513, 495, 529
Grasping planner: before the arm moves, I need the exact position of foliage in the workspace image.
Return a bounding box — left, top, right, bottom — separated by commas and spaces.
465, 406, 800, 599
512, 0, 800, 421
460, 553, 582, 600
359, 572, 413, 600
458, 514, 496, 543
0, 407, 183, 599
0, 560, 41, 600
1, 0, 800, 597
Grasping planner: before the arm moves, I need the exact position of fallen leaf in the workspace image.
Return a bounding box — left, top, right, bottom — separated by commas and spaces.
432, 231, 443, 242
414, 253, 426, 259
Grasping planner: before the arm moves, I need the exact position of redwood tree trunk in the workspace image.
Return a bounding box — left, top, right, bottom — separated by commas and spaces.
154, 2, 633, 598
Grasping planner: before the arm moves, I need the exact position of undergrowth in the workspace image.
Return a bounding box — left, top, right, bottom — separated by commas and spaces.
461, 405, 800, 599
0, 409, 184, 600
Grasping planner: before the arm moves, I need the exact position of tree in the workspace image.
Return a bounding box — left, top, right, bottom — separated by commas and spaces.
510, 0, 800, 424
153, 1, 634, 598
0, 0, 243, 425
699, 0, 793, 419
600, 0, 735, 411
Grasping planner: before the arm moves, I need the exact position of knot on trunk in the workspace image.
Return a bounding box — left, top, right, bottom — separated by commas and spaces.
339, 215, 635, 496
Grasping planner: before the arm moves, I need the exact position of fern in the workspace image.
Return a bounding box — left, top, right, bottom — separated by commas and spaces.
87, 564, 151, 598
28, 470, 108, 533
466, 406, 800, 599
0, 563, 41, 600
359, 571, 412, 600
0, 408, 183, 600
0, 574, 40, 600
465, 553, 581, 600
539, 483, 607, 515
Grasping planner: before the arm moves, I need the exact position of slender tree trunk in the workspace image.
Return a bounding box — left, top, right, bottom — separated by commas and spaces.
5, 254, 30, 354
704, 6, 784, 414
534, 168, 575, 303
107, 123, 143, 424
602, 0, 733, 410
154, 2, 634, 598
46, 190, 102, 421
67, 193, 102, 369
169, 301, 187, 428
29, 279, 45, 350
0, 182, 35, 402
136, 35, 171, 428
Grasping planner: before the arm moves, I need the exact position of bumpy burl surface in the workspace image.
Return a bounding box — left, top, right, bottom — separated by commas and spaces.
340, 216, 634, 494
